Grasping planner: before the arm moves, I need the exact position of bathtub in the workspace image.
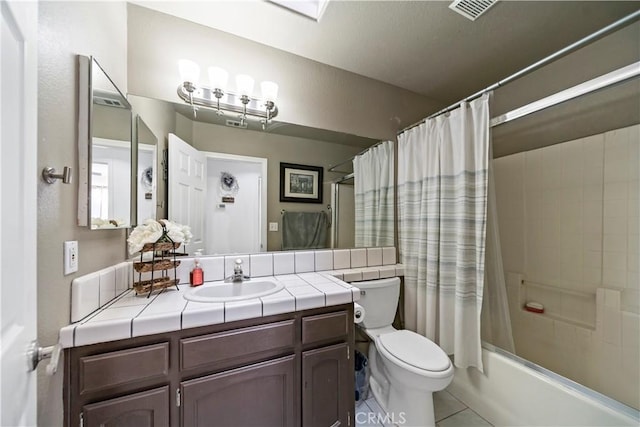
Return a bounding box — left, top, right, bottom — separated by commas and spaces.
447, 344, 639, 426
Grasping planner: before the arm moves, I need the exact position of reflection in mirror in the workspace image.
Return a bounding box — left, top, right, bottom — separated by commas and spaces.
77, 55, 132, 229
127, 94, 388, 254
136, 116, 158, 225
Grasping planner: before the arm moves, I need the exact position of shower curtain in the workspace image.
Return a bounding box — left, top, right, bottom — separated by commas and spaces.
353, 140, 395, 247
398, 95, 490, 370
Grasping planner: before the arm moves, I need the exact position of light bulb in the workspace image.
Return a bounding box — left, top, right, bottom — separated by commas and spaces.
208, 66, 228, 91
236, 74, 255, 97
178, 59, 200, 85
261, 81, 279, 103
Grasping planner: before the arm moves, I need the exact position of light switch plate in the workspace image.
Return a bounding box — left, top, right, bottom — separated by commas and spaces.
269, 222, 279, 232
64, 240, 78, 275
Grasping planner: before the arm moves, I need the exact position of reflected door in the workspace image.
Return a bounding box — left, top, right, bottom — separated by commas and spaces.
168, 133, 206, 254
206, 156, 265, 254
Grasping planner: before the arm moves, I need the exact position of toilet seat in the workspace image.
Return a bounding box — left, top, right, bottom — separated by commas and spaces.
376, 330, 451, 375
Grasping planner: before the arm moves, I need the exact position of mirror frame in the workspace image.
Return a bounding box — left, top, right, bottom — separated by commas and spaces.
77, 55, 133, 229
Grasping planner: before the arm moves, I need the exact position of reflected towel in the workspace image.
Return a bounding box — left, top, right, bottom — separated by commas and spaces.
282, 211, 328, 251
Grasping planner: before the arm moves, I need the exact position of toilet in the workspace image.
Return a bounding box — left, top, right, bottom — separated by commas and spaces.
356, 277, 454, 427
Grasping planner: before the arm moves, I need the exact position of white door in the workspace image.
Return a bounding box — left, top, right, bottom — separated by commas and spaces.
0, 0, 38, 425
168, 134, 206, 254
206, 155, 267, 254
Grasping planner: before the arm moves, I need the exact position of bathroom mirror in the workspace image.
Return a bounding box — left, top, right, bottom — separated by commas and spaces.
127, 94, 385, 254
77, 55, 133, 229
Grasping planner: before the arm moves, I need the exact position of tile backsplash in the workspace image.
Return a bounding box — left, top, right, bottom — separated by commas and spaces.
70, 247, 400, 323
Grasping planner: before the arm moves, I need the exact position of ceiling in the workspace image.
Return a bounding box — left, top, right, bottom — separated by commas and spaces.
132, 1, 639, 106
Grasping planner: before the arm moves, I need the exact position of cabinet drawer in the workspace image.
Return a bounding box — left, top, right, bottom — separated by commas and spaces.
302, 310, 349, 345
78, 342, 169, 395
180, 319, 295, 371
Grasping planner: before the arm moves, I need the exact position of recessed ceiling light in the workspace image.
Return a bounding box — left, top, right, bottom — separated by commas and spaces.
268, 0, 330, 22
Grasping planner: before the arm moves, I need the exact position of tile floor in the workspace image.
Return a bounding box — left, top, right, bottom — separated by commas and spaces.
356, 389, 493, 427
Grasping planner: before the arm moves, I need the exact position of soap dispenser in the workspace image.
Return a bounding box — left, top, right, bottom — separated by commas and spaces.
190, 250, 204, 286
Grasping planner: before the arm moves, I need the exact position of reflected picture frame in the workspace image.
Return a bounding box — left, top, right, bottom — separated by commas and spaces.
279, 162, 323, 203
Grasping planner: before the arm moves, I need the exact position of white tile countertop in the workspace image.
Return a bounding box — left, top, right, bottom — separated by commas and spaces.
59, 266, 404, 349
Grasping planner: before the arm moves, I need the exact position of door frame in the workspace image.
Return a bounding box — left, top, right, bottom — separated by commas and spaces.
203, 151, 268, 253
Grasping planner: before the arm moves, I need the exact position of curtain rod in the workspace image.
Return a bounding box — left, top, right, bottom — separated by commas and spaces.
327, 140, 387, 173
490, 61, 640, 128
397, 9, 640, 136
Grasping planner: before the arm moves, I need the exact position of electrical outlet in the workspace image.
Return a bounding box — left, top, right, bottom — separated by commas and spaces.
269, 222, 279, 232
64, 241, 78, 275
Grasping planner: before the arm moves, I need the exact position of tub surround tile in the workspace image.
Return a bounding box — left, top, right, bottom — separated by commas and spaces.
71, 272, 100, 322
273, 252, 295, 275
250, 253, 274, 277
351, 248, 367, 268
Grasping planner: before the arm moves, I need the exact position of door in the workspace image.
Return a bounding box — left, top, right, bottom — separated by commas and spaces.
206, 154, 266, 254
0, 0, 38, 425
302, 343, 351, 427
168, 133, 206, 254
181, 356, 296, 427
83, 386, 169, 427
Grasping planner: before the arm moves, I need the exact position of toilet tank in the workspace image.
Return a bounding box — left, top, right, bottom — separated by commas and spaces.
356, 277, 401, 329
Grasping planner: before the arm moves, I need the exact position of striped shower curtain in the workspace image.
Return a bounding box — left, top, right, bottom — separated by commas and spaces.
353, 140, 395, 247
398, 95, 490, 370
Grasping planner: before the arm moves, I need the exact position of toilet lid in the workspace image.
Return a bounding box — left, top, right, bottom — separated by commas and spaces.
377, 330, 450, 372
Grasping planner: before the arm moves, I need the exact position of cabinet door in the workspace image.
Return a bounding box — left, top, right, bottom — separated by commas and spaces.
181, 355, 296, 427
82, 386, 169, 427
302, 343, 350, 427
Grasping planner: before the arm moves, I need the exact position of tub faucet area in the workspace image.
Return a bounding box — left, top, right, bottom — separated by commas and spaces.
226, 258, 250, 282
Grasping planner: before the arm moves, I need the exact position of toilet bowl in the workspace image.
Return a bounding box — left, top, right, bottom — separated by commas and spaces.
355, 278, 454, 427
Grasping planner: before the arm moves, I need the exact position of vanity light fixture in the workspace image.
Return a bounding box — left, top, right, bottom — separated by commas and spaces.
177, 61, 279, 129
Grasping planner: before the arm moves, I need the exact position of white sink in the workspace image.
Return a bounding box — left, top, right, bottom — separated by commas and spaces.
184, 279, 284, 303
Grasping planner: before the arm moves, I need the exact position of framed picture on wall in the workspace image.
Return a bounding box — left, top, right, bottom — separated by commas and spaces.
279, 162, 323, 203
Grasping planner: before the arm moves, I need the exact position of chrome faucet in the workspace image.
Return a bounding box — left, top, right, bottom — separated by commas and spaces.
226, 258, 250, 283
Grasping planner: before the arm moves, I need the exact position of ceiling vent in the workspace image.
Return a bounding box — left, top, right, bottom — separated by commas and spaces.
225, 119, 248, 129
449, 0, 497, 21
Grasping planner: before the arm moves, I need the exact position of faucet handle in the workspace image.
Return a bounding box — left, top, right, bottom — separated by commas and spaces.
235, 258, 243, 266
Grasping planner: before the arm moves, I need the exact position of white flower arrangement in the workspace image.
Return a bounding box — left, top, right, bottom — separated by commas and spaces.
127, 219, 192, 253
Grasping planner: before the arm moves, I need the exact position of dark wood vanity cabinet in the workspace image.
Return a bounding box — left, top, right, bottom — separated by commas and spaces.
64, 304, 354, 427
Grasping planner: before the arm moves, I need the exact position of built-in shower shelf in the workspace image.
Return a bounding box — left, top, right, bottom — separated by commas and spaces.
520, 280, 596, 329
520, 308, 595, 330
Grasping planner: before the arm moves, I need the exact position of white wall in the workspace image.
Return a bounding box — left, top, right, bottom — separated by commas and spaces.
493, 124, 640, 409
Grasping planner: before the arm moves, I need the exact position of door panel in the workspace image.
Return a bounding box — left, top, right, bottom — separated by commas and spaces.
0, 0, 38, 425
181, 355, 296, 427
167, 133, 206, 253
302, 343, 350, 427
83, 386, 169, 427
